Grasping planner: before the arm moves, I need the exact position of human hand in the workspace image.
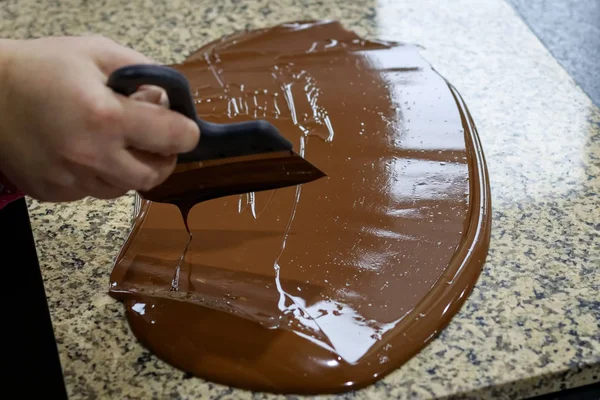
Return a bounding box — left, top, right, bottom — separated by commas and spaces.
0, 35, 199, 202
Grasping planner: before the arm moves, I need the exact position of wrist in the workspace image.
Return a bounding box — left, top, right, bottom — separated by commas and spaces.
0, 169, 17, 191
0, 39, 21, 129
0, 169, 24, 210
0, 39, 25, 198
0, 39, 20, 84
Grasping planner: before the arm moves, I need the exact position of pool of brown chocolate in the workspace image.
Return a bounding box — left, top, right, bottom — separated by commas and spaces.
109, 20, 491, 394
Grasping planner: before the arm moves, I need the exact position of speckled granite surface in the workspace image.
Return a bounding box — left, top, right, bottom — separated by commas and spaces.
2, 0, 599, 399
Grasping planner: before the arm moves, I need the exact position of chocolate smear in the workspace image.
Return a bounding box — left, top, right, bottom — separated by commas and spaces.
109, 20, 491, 394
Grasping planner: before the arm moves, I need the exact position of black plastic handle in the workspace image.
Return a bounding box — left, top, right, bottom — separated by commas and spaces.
106, 64, 293, 163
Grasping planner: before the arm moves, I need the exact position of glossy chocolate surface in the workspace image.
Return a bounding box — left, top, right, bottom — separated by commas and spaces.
109, 20, 491, 394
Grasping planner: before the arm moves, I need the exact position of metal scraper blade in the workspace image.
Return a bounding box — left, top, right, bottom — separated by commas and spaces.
139, 150, 326, 205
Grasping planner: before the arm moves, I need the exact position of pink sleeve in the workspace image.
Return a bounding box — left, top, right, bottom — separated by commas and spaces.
0, 172, 25, 210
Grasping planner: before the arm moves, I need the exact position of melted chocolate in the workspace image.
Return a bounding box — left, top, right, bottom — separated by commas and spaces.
137, 151, 326, 291
109, 20, 491, 394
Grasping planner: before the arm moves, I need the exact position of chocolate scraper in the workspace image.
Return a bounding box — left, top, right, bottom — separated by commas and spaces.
106, 64, 325, 204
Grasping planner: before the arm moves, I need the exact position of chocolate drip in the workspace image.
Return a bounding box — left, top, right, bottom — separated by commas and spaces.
169, 203, 192, 292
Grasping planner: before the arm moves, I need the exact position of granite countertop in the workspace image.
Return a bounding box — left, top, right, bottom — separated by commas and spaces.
3, 0, 599, 398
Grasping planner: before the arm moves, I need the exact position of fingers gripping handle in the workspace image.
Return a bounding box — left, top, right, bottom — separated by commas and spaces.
107, 64, 293, 163
107, 64, 198, 120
